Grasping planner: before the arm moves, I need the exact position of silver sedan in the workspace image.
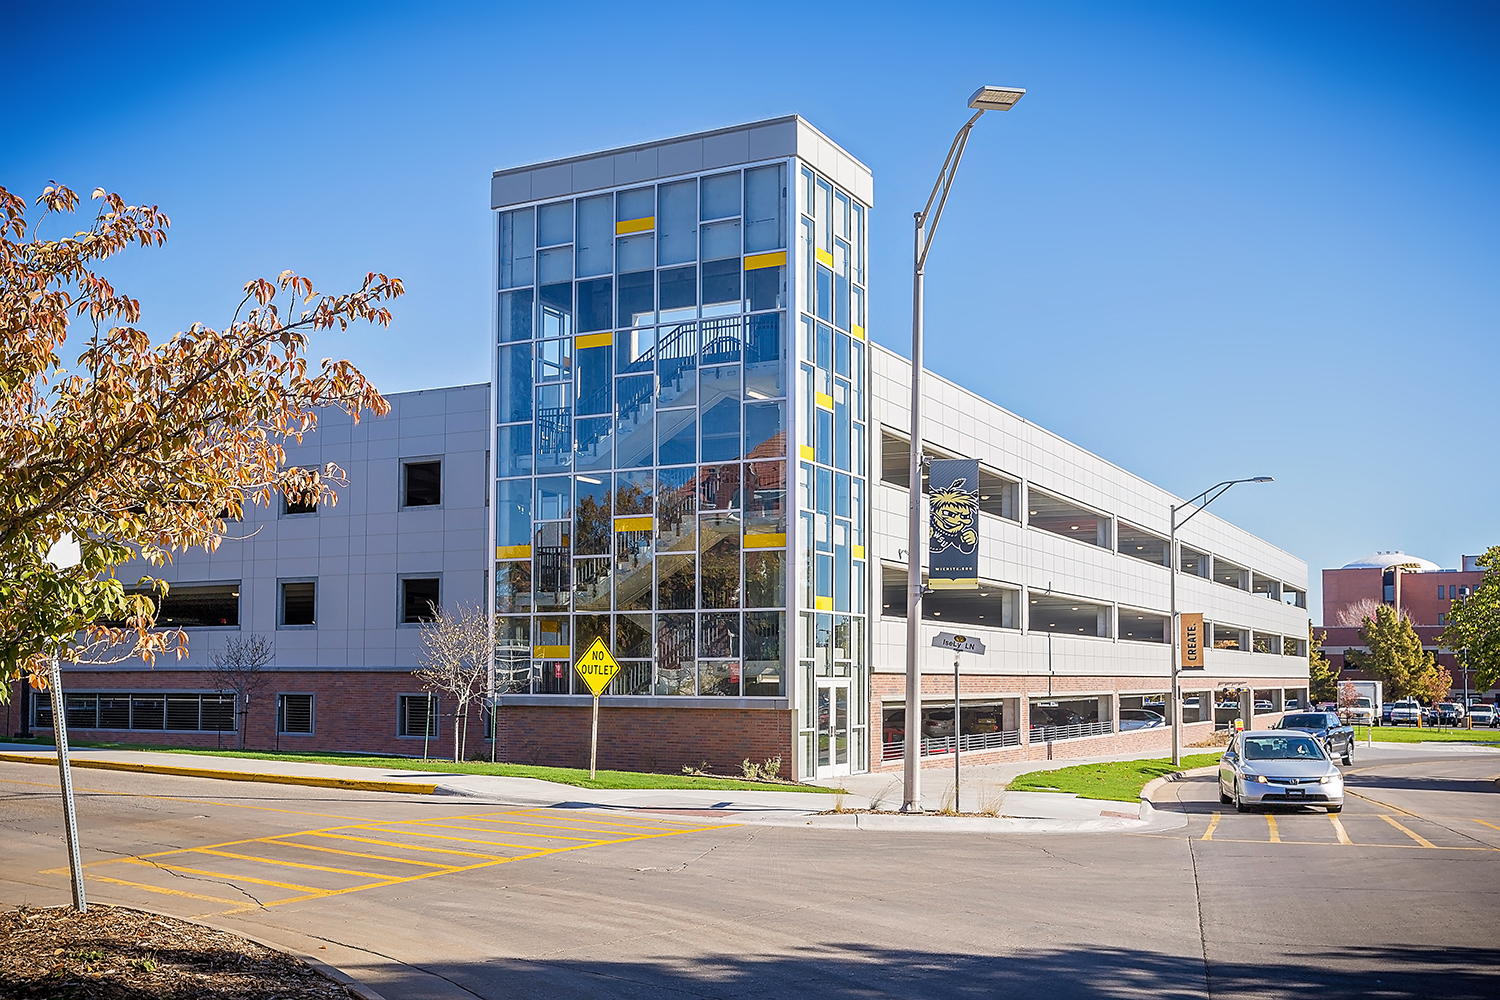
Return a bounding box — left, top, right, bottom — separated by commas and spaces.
1218, 730, 1345, 813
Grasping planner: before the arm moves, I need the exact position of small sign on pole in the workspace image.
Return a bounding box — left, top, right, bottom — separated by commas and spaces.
932, 633, 986, 812
575, 637, 621, 779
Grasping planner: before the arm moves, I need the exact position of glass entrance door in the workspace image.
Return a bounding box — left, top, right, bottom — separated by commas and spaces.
816, 680, 851, 777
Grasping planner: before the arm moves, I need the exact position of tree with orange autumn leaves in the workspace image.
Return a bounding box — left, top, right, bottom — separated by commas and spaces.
1, 183, 399, 696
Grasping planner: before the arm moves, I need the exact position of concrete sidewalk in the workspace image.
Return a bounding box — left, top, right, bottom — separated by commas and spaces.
0, 742, 1192, 833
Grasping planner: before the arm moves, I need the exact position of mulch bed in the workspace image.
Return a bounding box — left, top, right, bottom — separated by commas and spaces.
0, 905, 363, 999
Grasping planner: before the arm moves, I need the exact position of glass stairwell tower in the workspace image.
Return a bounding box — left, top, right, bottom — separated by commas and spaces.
489, 117, 873, 780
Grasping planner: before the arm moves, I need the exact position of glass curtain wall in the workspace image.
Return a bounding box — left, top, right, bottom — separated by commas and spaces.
793, 165, 871, 775
495, 162, 794, 703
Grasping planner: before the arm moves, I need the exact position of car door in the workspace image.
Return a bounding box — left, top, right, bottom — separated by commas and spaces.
1219, 736, 1239, 794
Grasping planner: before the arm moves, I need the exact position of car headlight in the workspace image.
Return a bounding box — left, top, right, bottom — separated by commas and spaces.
1253, 775, 1269, 784
1319, 774, 1334, 784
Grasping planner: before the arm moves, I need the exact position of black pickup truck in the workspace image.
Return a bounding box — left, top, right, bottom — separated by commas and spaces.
1272, 711, 1357, 765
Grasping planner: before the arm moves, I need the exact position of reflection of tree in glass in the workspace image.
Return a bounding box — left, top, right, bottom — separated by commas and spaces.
574, 492, 612, 555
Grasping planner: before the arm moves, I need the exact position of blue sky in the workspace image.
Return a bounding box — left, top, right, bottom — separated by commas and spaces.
5, 0, 1497, 621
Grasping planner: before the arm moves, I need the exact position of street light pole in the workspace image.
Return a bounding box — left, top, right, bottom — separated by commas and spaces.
902, 86, 1025, 814
1169, 478, 1273, 766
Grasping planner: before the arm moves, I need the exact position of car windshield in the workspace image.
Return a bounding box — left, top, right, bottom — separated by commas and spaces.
1243, 736, 1325, 761
1281, 714, 1330, 729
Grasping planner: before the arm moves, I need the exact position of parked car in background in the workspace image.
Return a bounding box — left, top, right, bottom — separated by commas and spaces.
1284, 698, 1301, 711
1218, 731, 1345, 813
1254, 700, 1274, 712
1273, 712, 1356, 765
1468, 704, 1499, 728
1437, 702, 1466, 726
1381, 701, 1395, 726
1388, 700, 1423, 726
1119, 708, 1167, 731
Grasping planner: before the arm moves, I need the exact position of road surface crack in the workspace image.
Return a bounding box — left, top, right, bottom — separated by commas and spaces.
95, 847, 266, 908
305, 934, 489, 999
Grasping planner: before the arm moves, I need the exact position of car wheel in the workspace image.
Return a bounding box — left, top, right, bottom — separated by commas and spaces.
1219, 787, 1231, 805
1234, 784, 1249, 813
1328, 804, 1342, 814
1343, 743, 1354, 766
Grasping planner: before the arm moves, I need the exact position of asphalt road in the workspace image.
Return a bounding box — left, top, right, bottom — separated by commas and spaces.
1, 743, 1496, 999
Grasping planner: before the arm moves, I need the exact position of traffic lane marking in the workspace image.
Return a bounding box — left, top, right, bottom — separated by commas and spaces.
1265, 815, 1281, 843
1201, 813, 1220, 841
1330, 814, 1353, 845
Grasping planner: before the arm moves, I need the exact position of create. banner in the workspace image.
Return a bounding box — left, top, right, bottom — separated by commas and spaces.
928, 458, 980, 590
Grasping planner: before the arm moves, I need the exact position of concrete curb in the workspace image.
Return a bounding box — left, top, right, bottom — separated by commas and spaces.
1139, 764, 1219, 809
199, 919, 394, 1000
0, 752, 440, 796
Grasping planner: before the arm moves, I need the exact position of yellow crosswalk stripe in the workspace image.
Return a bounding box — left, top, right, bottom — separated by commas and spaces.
1265, 815, 1281, 843
1329, 814, 1353, 845
1379, 814, 1436, 848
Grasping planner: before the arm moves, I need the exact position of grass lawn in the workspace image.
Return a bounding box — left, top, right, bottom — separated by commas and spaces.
3, 739, 826, 793
1354, 726, 1500, 744
1007, 752, 1223, 802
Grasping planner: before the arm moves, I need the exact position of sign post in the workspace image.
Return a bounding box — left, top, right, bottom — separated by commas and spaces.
575, 637, 621, 780
933, 632, 986, 813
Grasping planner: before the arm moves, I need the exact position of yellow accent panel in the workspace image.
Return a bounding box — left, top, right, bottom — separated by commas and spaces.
816, 247, 833, 267
852, 324, 865, 340
743, 533, 787, 549
616, 217, 654, 234
815, 391, 833, 410
799, 445, 815, 460
928, 578, 979, 590
815, 596, 833, 611
496, 545, 532, 560
853, 545, 865, 560
614, 515, 654, 532
575, 331, 612, 349
533, 645, 571, 659
745, 250, 787, 270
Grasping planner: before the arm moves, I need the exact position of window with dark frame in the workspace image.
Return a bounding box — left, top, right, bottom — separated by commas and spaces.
278, 694, 313, 734
402, 577, 441, 624
399, 694, 437, 737
282, 492, 318, 516
403, 460, 442, 507
281, 581, 316, 627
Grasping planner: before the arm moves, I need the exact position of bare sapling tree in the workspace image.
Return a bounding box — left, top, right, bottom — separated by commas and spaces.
209, 635, 274, 750
412, 602, 492, 762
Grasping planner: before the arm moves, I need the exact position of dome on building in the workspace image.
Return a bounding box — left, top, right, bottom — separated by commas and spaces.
1341, 551, 1443, 572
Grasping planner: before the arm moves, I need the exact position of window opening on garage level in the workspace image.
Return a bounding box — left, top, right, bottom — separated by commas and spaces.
1117, 524, 1169, 567
1027, 594, 1112, 637
1119, 609, 1168, 643
879, 566, 1018, 628
1029, 696, 1110, 742
1119, 693, 1169, 730
1180, 545, 1210, 578
1026, 488, 1111, 548
1211, 622, 1248, 650
1212, 556, 1249, 590
879, 699, 1020, 762
1251, 573, 1281, 600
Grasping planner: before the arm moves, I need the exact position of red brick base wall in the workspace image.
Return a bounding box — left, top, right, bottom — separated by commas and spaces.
494, 705, 793, 774
22, 669, 794, 775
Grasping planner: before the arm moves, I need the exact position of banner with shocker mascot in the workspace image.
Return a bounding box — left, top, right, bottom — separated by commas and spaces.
928, 458, 980, 589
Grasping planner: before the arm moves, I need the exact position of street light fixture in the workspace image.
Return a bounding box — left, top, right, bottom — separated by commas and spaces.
903, 86, 1025, 813
1169, 479, 1273, 766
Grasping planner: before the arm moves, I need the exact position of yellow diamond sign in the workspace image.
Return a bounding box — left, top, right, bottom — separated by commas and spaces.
575, 637, 620, 697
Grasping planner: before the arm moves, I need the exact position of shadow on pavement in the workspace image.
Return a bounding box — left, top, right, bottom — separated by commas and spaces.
1346, 772, 1499, 795
357, 942, 1500, 1000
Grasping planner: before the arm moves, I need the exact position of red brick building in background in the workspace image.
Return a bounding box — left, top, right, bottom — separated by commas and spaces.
1321, 551, 1493, 700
